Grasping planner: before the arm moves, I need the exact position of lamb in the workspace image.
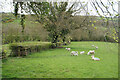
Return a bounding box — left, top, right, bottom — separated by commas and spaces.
80, 51, 85, 54
87, 50, 95, 55
66, 48, 71, 51
91, 55, 100, 61
71, 51, 78, 56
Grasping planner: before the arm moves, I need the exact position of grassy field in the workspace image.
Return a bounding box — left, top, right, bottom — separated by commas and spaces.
2, 41, 118, 78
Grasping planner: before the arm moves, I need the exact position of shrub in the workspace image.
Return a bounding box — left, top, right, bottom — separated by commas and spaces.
9, 42, 62, 57
2, 49, 7, 59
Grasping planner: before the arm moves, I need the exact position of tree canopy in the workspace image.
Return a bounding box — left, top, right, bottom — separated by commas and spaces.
13, 0, 119, 43
14, 1, 89, 44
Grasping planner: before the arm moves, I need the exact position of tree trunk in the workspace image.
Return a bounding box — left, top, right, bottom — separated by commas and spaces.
52, 35, 58, 47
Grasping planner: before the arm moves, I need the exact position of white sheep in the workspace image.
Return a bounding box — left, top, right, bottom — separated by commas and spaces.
91, 55, 100, 61
80, 51, 85, 54
95, 46, 98, 49
74, 53, 78, 56
92, 45, 94, 47
87, 50, 95, 55
71, 51, 78, 56
87, 52, 90, 55
71, 51, 76, 56
92, 45, 98, 49
66, 48, 71, 51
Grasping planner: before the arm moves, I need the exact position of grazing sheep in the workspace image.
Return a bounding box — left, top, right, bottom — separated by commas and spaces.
74, 53, 78, 56
87, 52, 90, 55
92, 45, 98, 49
95, 46, 98, 49
66, 48, 71, 51
71, 51, 78, 56
92, 45, 94, 47
71, 51, 76, 56
80, 51, 85, 54
91, 55, 100, 61
87, 50, 95, 55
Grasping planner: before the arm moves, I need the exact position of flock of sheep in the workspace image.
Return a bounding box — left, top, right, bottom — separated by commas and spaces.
65, 45, 100, 61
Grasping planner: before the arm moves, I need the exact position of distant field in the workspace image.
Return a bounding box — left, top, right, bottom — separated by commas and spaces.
2, 41, 118, 78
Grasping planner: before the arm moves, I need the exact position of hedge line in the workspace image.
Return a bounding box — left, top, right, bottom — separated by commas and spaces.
9, 42, 63, 57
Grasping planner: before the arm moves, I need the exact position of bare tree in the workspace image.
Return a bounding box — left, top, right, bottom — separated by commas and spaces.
13, 1, 89, 45
90, 0, 119, 42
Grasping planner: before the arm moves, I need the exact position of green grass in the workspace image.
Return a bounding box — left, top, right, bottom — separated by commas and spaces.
10, 41, 51, 46
2, 41, 118, 78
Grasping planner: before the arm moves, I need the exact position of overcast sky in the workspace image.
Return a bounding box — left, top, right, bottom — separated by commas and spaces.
0, 0, 119, 16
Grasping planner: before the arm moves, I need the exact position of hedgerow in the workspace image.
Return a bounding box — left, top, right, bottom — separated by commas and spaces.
9, 41, 63, 57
